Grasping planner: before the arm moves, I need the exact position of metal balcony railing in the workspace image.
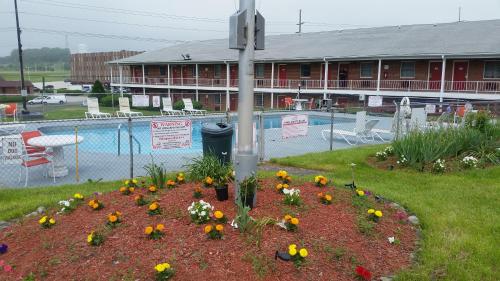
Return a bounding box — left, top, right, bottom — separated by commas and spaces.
111, 77, 500, 94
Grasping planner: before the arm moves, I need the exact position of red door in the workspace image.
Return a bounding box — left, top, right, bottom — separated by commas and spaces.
429, 62, 442, 90
278, 65, 287, 87
172, 66, 180, 85
230, 65, 238, 87
230, 95, 238, 111
453, 61, 468, 90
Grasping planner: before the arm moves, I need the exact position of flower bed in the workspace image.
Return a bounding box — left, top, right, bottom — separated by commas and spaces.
0, 179, 417, 280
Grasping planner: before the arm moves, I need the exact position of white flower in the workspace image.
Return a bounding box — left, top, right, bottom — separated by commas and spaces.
388, 237, 395, 244
200, 211, 206, 217
190, 211, 196, 215
283, 188, 290, 195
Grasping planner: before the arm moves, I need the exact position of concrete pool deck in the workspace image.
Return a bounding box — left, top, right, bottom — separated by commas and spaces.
0, 111, 393, 188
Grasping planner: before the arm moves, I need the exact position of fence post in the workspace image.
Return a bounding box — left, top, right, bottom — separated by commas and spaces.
395, 101, 401, 140
75, 126, 79, 183
258, 112, 265, 162
128, 117, 134, 179
329, 100, 334, 151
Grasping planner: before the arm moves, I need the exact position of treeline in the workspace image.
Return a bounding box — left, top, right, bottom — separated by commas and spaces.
0, 47, 70, 70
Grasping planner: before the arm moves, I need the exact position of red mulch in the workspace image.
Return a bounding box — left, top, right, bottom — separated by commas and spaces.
0, 179, 417, 281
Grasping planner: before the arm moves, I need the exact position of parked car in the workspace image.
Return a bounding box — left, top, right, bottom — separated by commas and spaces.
28, 95, 67, 105
82, 85, 92, 93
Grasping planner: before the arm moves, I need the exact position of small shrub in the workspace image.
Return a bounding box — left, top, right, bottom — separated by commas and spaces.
461, 156, 479, 169
144, 158, 168, 189
432, 159, 446, 173
375, 151, 388, 161
283, 188, 301, 206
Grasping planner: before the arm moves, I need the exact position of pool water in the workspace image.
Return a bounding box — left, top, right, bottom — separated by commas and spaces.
41, 115, 349, 155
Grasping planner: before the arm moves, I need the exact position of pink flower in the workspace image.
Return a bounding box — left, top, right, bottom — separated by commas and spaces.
4, 264, 12, 272
0, 260, 4, 267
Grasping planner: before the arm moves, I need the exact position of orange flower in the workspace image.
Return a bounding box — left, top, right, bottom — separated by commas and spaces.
284, 214, 292, 221
275, 184, 283, 190
134, 195, 142, 201
145, 226, 153, 235
290, 218, 299, 225
320, 178, 327, 185
129, 187, 135, 192
92, 203, 99, 209
108, 215, 118, 223
215, 224, 224, 232
88, 200, 95, 207
214, 211, 224, 219
317, 192, 324, 198
156, 224, 165, 232
149, 185, 157, 192
149, 202, 159, 211
167, 180, 176, 186
205, 176, 213, 185
119, 187, 127, 192
204, 225, 213, 234
325, 194, 332, 201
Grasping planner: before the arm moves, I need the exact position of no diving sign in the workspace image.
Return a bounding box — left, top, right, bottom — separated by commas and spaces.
2, 137, 23, 164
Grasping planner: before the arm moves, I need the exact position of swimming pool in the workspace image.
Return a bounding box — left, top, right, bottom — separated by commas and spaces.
39, 115, 352, 155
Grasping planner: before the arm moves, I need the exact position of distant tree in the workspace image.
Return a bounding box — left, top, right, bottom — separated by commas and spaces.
91, 80, 105, 93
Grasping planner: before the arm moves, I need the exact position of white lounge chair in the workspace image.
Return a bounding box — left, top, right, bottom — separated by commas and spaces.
85, 97, 111, 119
321, 111, 380, 145
182, 98, 206, 115
116, 97, 143, 117
160, 97, 184, 116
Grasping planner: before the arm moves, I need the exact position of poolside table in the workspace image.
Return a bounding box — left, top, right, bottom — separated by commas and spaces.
292, 99, 309, 111
28, 135, 84, 177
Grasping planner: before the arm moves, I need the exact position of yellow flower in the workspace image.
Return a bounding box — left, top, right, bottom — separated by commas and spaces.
375, 210, 383, 218
49, 218, 56, 225
299, 248, 308, 258
109, 215, 118, 223
149, 185, 157, 192
288, 244, 297, 250
215, 224, 224, 232
275, 184, 283, 190
167, 180, 176, 186
116, 211, 122, 216
92, 203, 99, 209
132, 179, 138, 184
288, 247, 297, 256
124, 180, 129, 185
149, 202, 158, 211
155, 263, 170, 272
129, 187, 135, 192
178, 173, 184, 177
284, 214, 292, 221
290, 218, 299, 225
325, 194, 332, 201
204, 225, 213, 234
367, 209, 375, 214
74, 193, 83, 199
119, 187, 127, 192
205, 177, 213, 185
282, 184, 289, 189
88, 200, 95, 207
39, 216, 47, 224
87, 232, 94, 243
214, 211, 224, 219
145, 226, 154, 235
156, 224, 165, 232
357, 190, 365, 196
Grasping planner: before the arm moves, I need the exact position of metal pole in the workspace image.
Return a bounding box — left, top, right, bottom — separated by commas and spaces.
395, 101, 401, 140
14, 0, 27, 112
270, 62, 274, 109
142, 64, 146, 95
75, 126, 79, 182
377, 59, 382, 91
195, 64, 199, 101
329, 100, 334, 150
128, 117, 134, 179
235, 0, 258, 204
258, 112, 265, 162
119, 65, 123, 97
226, 62, 230, 111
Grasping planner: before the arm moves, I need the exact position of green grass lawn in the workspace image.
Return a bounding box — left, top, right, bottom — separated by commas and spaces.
40, 105, 160, 120
1, 146, 498, 280
0, 70, 69, 83
271, 145, 500, 281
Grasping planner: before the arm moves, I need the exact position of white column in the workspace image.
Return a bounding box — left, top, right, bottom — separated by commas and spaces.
440, 56, 446, 103
142, 64, 146, 95
119, 65, 123, 97
195, 64, 199, 101
323, 59, 329, 99
377, 59, 382, 91
226, 62, 230, 111
167, 64, 171, 95
270, 62, 274, 109
110, 66, 113, 86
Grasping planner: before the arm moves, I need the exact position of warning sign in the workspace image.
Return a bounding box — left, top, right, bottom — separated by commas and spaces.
2, 137, 23, 164
281, 114, 308, 139
151, 119, 192, 150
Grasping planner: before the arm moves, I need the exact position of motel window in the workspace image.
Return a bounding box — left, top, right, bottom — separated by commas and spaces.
191, 66, 197, 77
400, 62, 416, 78
360, 62, 372, 78
255, 93, 264, 107
159, 66, 166, 76
214, 94, 221, 105
214, 65, 222, 78
300, 64, 311, 78
144, 66, 149, 76
255, 64, 265, 78
484, 61, 500, 79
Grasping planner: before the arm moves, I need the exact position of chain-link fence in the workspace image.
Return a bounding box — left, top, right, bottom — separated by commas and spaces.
0, 99, 498, 188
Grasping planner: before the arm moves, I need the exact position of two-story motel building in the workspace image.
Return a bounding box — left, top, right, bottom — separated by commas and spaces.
110, 19, 500, 111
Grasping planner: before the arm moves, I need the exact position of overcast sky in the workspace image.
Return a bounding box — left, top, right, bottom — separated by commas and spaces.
0, 0, 499, 56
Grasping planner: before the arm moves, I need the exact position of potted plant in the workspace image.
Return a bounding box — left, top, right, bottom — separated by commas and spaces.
214, 175, 230, 201
239, 175, 258, 209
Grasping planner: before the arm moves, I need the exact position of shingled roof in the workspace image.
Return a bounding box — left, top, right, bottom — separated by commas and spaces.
111, 19, 500, 64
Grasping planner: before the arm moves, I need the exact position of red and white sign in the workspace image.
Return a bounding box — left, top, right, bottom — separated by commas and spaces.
151, 119, 192, 150
281, 114, 308, 139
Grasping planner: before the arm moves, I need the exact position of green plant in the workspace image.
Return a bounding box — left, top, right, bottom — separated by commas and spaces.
144, 157, 167, 189
185, 154, 232, 186
234, 199, 253, 233
173, 100, 203, 110
239, 175, 258, 203
242, 252, 275, 278
91, 80, 105, 93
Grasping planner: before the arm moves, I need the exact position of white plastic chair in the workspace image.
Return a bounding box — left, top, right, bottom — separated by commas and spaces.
182, 98, 206, 115
85, 97, 111, 119
116, 97, 143, 117
321, 111, 379, 145
160, 97, 184, 116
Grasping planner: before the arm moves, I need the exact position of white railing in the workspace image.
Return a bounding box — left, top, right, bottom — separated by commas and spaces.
111, 77, 500, 94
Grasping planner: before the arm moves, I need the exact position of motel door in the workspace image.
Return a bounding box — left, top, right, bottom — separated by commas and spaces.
339, 64, 349, 88
133, 67, 142, 83
182, 66, 189, 84
172, 66, 181, 84
230, 65, 238, 87
453, 61, 468, 91
230, 95, 238, 111
278, 65, 287, 87
429, 62, 442, 90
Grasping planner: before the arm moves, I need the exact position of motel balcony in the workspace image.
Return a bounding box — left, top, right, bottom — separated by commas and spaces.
111, 77, 500, 100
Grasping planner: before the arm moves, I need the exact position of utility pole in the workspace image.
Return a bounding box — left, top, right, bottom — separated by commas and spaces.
296, 9, 305, 33
458, 6, 462, 22
14, 0, 28, 113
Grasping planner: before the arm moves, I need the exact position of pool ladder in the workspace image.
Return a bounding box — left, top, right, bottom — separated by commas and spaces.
117, 124, 141, 156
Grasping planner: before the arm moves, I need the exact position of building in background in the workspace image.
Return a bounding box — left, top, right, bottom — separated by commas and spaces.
70, 50, 142, 84
110, 20, 500, 111
0, 76, 34, 95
